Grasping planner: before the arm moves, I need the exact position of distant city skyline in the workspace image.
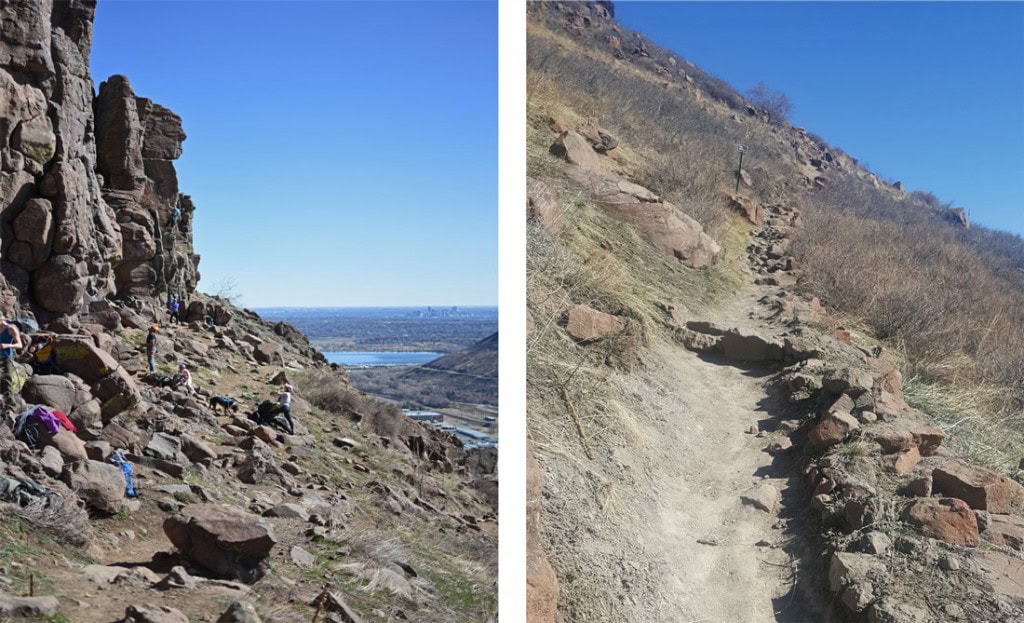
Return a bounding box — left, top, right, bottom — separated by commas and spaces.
91, 1, 497, 307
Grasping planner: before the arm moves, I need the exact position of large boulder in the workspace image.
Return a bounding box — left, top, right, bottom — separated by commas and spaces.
253, 341, 283, 365
932, 460, 1024, 514
21, 374, 88, 413
0, 594, 61, 618
596, 197, 720, 268
163, 504, 277, 582
903, 497, 979, 546
94, 366, 142, 421
52, 336, 119, 383
550, 131, 605, 171
40, 427, 88, 462
565, 305, 623, 341
180, 433, 218, 463
63, 459, 126, 514
144, 432, 184, 463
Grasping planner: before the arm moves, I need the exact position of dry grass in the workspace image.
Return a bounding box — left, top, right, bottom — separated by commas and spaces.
903, 375, 1024, 471
794, 174, 1024, 402
527, 11, 1024, 469
526, 188, 746, 461
527, 25, 799, 235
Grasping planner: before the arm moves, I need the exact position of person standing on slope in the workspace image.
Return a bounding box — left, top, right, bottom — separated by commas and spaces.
277, 384, 295, 434
169, 297, 180, 324
0, 316, 23, 409
145, 325, 159, 373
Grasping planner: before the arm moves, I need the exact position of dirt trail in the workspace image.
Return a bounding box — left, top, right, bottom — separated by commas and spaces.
539, 225, 839, 621
614, 291, 799, 622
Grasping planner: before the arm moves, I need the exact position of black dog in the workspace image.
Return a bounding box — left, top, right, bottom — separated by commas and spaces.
209, 396, 240, 414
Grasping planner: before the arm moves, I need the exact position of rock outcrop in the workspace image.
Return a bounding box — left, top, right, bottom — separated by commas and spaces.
1, 0, 195, 321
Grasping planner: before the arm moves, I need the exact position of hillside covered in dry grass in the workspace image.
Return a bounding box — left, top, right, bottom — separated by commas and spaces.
526, 3, 1024, 622
528, 1, 1024, 471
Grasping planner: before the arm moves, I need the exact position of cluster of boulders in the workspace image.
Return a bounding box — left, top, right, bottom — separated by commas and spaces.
531, 113, 721, 269
745, 202, 804, 277
0, 296, 493, 620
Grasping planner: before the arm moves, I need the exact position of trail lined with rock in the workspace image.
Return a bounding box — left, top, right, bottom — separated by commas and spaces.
598, 203, 831, 622
533, 197, 829, 621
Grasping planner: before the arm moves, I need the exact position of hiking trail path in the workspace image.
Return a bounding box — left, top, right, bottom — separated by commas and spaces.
540, 210, 836, 622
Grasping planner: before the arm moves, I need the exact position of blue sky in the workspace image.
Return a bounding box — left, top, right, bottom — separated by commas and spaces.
615, 2, 1024, 236
91, 1, 496, 307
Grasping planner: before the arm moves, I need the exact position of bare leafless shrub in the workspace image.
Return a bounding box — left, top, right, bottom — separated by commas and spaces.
4, 497, 92, 546
297, 369, 362, 415
746, 82, 792, 125
909, 190, 946, 210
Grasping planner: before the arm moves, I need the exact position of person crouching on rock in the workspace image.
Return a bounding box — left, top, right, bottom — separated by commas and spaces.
0, 316, 23, 408
278, 384, 295, 434
146, 325, 159, 373
178, 362, 196, 396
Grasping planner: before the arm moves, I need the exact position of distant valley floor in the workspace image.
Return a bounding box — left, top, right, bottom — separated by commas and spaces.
257, 308, 499, 431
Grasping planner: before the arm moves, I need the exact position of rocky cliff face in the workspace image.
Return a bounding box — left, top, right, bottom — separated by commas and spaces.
1, 0, 197, 322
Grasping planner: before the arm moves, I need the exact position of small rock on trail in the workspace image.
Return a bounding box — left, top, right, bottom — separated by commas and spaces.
740, 484, 781, 513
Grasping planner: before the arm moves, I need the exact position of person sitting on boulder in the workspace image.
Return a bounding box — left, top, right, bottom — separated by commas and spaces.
277, 384, 295, 434
145, 325, 159, 373
27, 333, 60, 375
177, 362, 196, 396
0, 316, 23, 409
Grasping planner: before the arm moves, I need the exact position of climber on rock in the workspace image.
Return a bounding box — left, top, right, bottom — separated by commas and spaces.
167, 204, 182, 228
0, 316, 23, 409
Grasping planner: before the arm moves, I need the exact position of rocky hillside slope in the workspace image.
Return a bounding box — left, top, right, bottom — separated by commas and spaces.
0, 2, 496, 621
527, 3, 1023, 622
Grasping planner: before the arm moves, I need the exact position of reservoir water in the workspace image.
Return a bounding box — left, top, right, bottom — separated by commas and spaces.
324, 351, 442, 367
